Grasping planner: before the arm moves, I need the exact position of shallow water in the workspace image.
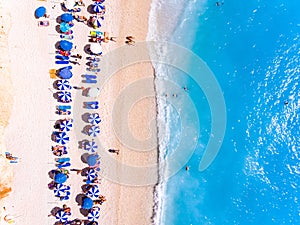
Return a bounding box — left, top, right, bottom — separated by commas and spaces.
149, 0, 300, 224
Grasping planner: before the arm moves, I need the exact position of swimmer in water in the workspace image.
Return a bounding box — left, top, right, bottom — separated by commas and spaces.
185, 166, 189, 171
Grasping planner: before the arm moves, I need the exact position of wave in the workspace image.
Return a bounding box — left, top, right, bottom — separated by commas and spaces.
147, 1, 209, 224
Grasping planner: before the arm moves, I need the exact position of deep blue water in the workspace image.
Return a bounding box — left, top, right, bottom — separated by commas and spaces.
156, 0, 300, 224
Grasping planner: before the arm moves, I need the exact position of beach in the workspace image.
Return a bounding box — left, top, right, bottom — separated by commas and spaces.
0, 0, 157, 224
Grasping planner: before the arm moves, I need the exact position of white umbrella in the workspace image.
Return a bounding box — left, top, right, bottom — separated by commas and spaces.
87, 88, 100, 98
86, 185, 100, 199
90, 43, 102, 55
59, 119, 73, 132
64, 0, 76, 10
92, 17, 103, 28
88, 113, 101, 125
88, 126, 100, 137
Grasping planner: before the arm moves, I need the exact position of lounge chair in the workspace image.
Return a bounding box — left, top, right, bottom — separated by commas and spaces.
38, 21, 49, 27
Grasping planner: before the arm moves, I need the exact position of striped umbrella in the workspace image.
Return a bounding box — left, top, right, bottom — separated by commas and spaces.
60, 119, 73, 132
87, 209, 100, 221
88, 126, 100, 137
54, 184, 70, 197
93, 2, 105, 13
58, 91, 72, 102
86, 168, 97, 181
88, 113, 101, 125
92, 17, 103, 28
56, 210, 69, 222
57, 80, 72, 90
85, 141, 98, 153
86, 185, 100, 199
55, 132, 70, 145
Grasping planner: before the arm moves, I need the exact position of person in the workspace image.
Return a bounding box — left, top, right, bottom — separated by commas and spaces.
109, 37, 117, 42
5, 152, 17, 161
108, 149, 120, 155
125, 36, 135, 45
57, 169, 70, 176
63, 204, 71, 215
284, 101, 289, 105
185, 166, 189, 171
69, 60, 80, 65
70, 168, 82, 175
71, 219, 83, 225
85, 177, 100, 184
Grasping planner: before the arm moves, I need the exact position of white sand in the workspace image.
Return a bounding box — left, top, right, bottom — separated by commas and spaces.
2, 0, 156, 224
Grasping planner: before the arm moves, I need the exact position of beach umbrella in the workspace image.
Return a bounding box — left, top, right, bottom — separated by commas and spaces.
59, 68, 73, 79
88, 113, 101, 125
60, 22, 71, 33
86, 168, 97, 180
60, 40, 73, 51
35, 6, 46, 18
87, 210, 100, 221
87, 88, 100, 98
55, 132, 70, 145
85, 141, 98, 153
92, 16, 103, 28
60, 119, 73, 132
58, 91, 72, 102
64, 0, 76, 10
57, 79, 72, 90
82, 197, 93, 209
93, 2, 105, 13
56, 210, 69, 222
88, 126, 100, 137
61, 13, 74, 22
90, 43, 102, 55
87, 155, 98, 166
86, 185, 100, 199
54, 183, 70, 197
54, 173, 67, 184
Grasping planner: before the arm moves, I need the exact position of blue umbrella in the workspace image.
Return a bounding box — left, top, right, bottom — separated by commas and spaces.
87, 155, 98, 166
54, 183, 70, 197
55, 132, 70, 145
60, 40, 73, 51
56, 210, 69, 222
54, 173, 67, 184
61, 13, 74, 22
85, 141, 98, 153
60, 119, 73, 132
57, 79, 72, 90
93, 2, 105, 13
82, 197, 93, 209
59, 68, 73, 79
58, 91, 72, 102
86, 168, 97, 181
86, 185, 100, 199
88, 126, 100, 137
60, 22, 71, 33
35, 6, 46, 18
88, 209, 100, 221
88, 113, 101, 125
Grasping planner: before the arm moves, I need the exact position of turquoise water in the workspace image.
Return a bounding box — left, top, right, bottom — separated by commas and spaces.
154, 0, 300, 224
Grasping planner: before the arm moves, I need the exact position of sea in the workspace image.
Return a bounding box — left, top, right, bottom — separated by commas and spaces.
147, 0, 300, 224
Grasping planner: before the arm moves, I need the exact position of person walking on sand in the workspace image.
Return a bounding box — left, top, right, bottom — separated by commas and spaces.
125, 36, 135, 45
108, 149, 120, 155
